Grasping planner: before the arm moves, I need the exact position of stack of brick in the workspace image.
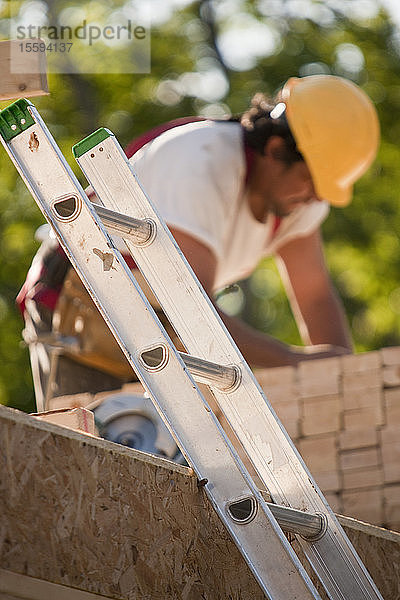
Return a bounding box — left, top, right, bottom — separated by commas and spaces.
256, 347, 400, 531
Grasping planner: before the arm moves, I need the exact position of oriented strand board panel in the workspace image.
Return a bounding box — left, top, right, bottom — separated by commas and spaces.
0, 40, 48, 100
0, 404, 399, 599
0, 405, 264, 599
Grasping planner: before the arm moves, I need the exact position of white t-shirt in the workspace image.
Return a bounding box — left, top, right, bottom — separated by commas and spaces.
130, 120, 329, 291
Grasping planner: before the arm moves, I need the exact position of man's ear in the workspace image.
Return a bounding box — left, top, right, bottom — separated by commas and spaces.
263, 136, 286, 161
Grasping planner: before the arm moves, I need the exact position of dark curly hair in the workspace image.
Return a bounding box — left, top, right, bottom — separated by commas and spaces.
240, 93, 303, 165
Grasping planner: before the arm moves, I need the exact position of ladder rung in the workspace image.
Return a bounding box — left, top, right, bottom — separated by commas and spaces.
170, 350, 239, 392
268, 503, 325, 541
93, 202, 154, 245
227, 495, 325, 540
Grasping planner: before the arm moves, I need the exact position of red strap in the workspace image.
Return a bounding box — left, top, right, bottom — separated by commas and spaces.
124, 116, 206, 159
16, 246, 67, 314
272, 216, 282, 235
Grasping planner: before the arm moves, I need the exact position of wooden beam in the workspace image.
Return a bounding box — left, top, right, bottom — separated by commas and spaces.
0, 39, 48, 101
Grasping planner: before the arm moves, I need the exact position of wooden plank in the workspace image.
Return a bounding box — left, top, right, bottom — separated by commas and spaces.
341, 351, 381, 372
339, 427, 378, 451
380, 346, 400, 366
342, 489, 384, 526
301, 394, 341, 436
31, 407, 96, 435
0, 40, 48, 100
383, 365, 400, 387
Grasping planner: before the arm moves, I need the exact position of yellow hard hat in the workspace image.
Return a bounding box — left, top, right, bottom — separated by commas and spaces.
281, 75, 380, 207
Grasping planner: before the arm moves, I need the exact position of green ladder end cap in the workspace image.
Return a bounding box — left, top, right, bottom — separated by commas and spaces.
0, 99, 35, 142
73, 128, 112, 158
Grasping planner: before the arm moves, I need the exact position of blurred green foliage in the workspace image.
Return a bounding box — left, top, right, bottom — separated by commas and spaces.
0, 0, 399, 412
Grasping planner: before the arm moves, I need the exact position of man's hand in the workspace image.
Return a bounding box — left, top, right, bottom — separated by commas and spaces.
291, 343, 352, 364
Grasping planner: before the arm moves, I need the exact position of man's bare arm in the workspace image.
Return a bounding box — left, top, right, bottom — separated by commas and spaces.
277, 229, 353, 351
169, 227, 349, 368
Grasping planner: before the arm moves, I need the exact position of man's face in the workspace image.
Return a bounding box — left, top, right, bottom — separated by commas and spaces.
248, 137, 322, 222
263, 160, 321, 218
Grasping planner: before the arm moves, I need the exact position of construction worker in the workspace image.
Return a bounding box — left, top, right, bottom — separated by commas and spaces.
18, 74, 380, 409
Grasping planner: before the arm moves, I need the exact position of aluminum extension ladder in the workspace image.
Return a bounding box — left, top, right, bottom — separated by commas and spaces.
0, 99, 383, 600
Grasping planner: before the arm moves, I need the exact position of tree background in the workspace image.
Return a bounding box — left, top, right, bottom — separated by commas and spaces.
0, 0, 399, 412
